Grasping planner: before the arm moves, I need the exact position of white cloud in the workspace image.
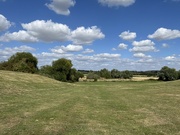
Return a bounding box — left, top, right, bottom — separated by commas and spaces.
95, 53, 121, 59
82, 48, 94, 54
119, 31, 136, 41
40, 52, 73, 59
98, 0, 136, 7
46, 0, 75, 15
162, 43, 169, 48
51, 44, 83, 54
0, 14, 11, 32
118, 43, 128, 49
74, 53, 121, 70
129, 46, 157, 52
73, 53, 121, 62
165, 55, 176, 61
148, 27, 180, 40
112, 48, 117, 51
0, 30, 38, 42
137, 59, 154, 63
130, 40, 157, 52
133, 53, 151, 58
71, 26, 105, 45
61, 44, 83, 52
132, 39, 155, 46
22, 20, 71, 42
0, 20, 105, 44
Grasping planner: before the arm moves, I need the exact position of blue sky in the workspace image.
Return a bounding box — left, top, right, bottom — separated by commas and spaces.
0, 0, 180, 71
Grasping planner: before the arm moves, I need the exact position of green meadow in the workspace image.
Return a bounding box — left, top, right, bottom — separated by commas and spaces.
0, 70, 180, 135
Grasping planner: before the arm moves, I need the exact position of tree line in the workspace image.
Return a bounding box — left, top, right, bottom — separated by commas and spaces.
0, 52, 180, 82
0, 52, 83, 82
86, 69, 133, 81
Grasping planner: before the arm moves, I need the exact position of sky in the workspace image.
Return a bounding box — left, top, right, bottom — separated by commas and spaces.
0, 0, 180, 71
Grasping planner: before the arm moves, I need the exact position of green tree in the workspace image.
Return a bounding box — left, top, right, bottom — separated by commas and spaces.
68, 68, 84, 82
39, 58, 83, 82
178, 70, 180, 79
52, 58, 73, 82
121, 70, 133, 79
158, 66, 178, 81
39, 65, 54, 78
111, 69, 121, 78
0, 52, 38, 73
99, 68, 111, 79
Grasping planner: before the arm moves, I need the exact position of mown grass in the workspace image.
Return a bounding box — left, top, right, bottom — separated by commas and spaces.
0, 70, 180, 135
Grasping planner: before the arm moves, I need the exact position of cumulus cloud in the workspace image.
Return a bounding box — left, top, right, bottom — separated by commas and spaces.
51, 44, 83, 54
39, 52, 73, 59
0, 30, 38, 42
0, 14, 11, 32
82, 48, 94, 54
0, 20, 105, 44
165, 55, 176, 61
71, 26, 105, 45
98, 0, 136, 7
75, 53, 121, 66
95, 53, 121, 59
119, 31, 136, 41
132, 39, 155, 46
130, 40, 157, 52
137, 59, 154, 63
130, 46, 157, 52
22, 20, 71, 42
72, 53, 121, 62
148, 27, 180, 40
133, 53, 151, 58
118, 43, 128, 49
46, 0, 75, 15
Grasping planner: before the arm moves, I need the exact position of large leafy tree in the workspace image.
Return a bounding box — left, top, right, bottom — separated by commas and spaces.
0, 52, 38, 73
52, 58, 73, 82
39, 58, 83, 82
158, 66, 178, 81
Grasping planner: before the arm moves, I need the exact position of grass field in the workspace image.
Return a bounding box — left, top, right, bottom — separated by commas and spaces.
0, 70, 180, 135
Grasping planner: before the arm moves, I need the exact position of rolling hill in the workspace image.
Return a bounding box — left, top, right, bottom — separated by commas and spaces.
0, 70, 180, 135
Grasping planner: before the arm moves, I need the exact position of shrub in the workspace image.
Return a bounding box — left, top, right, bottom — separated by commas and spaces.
158, 66, 178, 81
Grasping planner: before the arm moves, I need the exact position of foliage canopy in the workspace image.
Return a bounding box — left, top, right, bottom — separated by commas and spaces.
0, 52, 38, 73
158, 66, 179, 81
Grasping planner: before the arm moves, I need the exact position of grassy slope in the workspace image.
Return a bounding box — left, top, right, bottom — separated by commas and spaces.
0, 70, 180, 135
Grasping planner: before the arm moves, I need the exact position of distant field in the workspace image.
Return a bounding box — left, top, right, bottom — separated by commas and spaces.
0, 70, 180, 135
80, 76, 158, 82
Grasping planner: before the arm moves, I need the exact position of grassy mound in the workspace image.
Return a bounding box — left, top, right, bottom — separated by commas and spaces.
0, 70, 180, 134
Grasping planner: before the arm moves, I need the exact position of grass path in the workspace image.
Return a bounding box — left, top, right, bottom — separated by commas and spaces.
0, 70, 180, 135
